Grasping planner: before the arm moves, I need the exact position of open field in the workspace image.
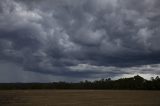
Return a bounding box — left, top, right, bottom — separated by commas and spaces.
0, 90, 160, 106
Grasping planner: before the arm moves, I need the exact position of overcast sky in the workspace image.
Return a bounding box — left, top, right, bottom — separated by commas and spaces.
0, 0, 160, 82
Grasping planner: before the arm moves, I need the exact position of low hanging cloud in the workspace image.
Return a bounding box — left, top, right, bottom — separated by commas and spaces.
0, 0, 160, 82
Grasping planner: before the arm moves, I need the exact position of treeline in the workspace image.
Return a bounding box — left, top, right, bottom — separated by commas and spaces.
0, 75, 160, 90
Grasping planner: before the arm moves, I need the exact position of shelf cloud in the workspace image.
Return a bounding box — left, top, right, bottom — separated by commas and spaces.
0, 0, 160, 82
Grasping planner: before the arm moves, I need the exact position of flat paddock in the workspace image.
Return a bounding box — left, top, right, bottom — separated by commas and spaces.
0, 90, 160, 106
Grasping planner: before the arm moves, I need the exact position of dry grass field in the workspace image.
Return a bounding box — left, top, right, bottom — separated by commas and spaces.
0, 90, 160, 106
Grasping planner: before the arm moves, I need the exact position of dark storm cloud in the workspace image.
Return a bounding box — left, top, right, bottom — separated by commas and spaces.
0, 0, 160, 81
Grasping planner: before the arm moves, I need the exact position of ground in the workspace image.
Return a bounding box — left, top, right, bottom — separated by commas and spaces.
0, 90, 160, 106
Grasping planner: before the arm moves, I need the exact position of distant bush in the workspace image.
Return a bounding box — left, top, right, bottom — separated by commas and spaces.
0, 75, 160, 90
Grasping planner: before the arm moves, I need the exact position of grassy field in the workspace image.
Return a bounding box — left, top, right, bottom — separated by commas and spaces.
0, 90, 160, 106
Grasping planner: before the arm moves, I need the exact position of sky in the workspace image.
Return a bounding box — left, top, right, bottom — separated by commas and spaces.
0, 0, 160, 82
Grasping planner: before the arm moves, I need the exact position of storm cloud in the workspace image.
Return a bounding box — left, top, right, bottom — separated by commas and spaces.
0, 0, 160, 82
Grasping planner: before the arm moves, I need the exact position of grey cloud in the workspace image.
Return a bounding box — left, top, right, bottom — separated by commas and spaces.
0, 0, 160, 82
